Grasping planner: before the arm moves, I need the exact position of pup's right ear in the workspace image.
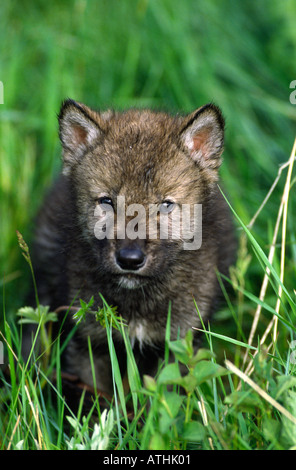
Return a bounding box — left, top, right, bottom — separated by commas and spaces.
58, 99, 103, 173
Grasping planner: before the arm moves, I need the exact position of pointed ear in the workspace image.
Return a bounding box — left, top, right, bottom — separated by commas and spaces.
58, 99, 103, 173
180, 104, 225, 170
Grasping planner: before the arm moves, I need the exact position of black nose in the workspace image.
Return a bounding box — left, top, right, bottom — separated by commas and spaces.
116, 247, 146, 271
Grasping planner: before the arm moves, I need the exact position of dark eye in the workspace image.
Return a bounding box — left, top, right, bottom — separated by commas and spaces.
159, 200, 176, 214
97, 196, 114, 209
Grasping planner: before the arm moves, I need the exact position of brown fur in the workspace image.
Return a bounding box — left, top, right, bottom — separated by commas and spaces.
31, 100, 236, 394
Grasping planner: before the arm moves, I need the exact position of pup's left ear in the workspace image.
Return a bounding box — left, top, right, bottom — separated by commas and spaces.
180, 104, 225, 170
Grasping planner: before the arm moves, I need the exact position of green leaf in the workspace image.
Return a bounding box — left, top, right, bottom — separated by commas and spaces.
158, 391, 184, 434
17, 306, 39, 324
274, 376, 296, 400
159, 413, 173, 435
73, 296, 95, 324
188, 348, 216, 368
149, 432, 166, 450
225, 390, 264, 414
143, 375, 157, 392
183, 421, 206, 442
169, 330, 194, 365
172, 374, 198, 394
168, 340, 188, 364
17, 305, 57, 325
158, 362, 181, 384
161, 391, 184, 419
262, 417, 282, 449
193, 360, 229, 385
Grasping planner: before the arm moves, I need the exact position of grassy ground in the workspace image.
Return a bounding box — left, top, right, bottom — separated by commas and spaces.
1, 0, 296, 450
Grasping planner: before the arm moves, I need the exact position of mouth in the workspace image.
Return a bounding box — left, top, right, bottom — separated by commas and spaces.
117, 273, 148, 290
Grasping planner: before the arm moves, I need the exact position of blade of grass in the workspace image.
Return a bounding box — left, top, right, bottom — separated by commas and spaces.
24, 384, 45, 449
87, 335, 105, 422
220, 273, 295, 331
120, 322, 142, 414
273, 138, 296, 344
219, 187, 295, 308
6, 415, 21, 451
1, 321, 17, 402
165, 302, 172, 366
101, 297, 129, 442
193, 327, 257, 352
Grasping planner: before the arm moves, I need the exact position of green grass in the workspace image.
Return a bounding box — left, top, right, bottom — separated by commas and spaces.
1, 0, 296, 450
1, 210, 296, 450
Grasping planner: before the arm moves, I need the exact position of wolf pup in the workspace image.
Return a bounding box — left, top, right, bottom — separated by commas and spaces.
31, 99, 235, 395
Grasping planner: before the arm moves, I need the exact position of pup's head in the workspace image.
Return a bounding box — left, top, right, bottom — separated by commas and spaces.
58, 99, 224, 289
